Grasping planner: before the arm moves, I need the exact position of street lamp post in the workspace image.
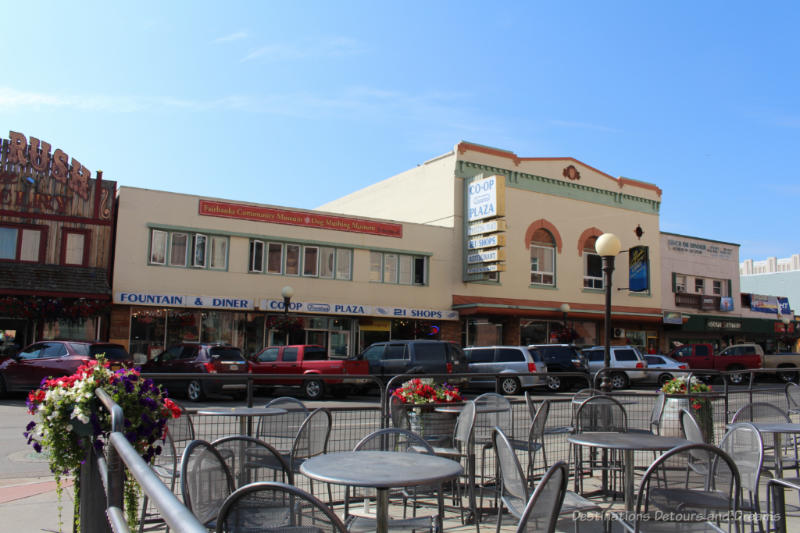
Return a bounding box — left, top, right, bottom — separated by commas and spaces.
596, 233, 622, 392
560, 303, 571, 340
781, 315, 791, 350
281, 285, 295, 318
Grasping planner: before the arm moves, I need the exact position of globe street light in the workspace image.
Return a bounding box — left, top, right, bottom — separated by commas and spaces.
281, 285, 295, 318
596, 233, 622, 392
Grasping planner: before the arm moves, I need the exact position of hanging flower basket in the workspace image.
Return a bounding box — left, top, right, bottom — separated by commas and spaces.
23, 356, 182, 532
661, 376, 714, 444
392, 378, 462, 439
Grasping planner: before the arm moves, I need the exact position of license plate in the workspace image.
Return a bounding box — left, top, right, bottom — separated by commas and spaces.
229, 365, 238, 371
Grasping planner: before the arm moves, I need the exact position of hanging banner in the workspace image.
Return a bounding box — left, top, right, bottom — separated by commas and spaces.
750, 294, 779, 314
628, 246, 649, 292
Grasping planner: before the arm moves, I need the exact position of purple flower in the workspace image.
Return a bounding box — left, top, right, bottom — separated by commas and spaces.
32, 442, 42, 453
26, 421, 36, 431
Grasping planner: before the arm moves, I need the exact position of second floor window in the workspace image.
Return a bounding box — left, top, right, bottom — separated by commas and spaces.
370, 251, 427, 285
150, 229, 227, 270
583, 237, 603, 289
0, 224, 45, 263
251, 240, 352, 280
530, 229, 555, 286
675, 274, 687, 293
695, 278, 705, 293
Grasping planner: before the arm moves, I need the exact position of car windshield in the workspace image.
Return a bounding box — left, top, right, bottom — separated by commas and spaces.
90, 344, 129, 361
209, 347, 245, 362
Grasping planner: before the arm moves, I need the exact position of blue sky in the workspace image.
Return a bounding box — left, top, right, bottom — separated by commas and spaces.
2, 2, 798, 261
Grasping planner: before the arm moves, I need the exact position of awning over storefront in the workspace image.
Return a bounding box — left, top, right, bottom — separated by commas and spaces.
451, 294, 663, 323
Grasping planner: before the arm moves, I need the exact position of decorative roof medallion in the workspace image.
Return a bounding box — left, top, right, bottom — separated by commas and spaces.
562, 165, 581, 181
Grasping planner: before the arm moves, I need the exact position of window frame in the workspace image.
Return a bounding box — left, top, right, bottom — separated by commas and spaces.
675, 274, 687, 293
209, 235, 228, 270
0, 223, 47, 264
336, 248, 352, 280
249, 240, 265, 272
319, 246, 335, 279
149, 229, 168, 265
60, 228, 91, 266
303, 246, 319, 277
169, 232, 189, 267
285, 244, 300, 276
192, 234, 207, 268
695, 277, 705, 294
712, 280, 722, 296
530, 243, 555, 286
267, 242, 283, 274
583, 251, 603, 289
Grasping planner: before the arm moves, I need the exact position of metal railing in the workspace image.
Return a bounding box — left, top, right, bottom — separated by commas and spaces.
79, 367, 796, 531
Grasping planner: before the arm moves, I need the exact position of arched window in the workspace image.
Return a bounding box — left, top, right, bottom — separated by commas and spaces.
583, 236, 603, 289
530, 229, 555, 286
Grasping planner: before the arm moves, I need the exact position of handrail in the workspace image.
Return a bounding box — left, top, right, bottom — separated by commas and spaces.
93, 389, 206, 533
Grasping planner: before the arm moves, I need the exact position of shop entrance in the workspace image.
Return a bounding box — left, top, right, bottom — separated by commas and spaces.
0, 318, 28, 356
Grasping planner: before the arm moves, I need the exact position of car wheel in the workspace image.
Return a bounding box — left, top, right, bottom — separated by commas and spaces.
610, 373, 629, 390
303, 379, 325, 401
545, 375, 563, 392
657, 373, 674, 387
726, 366, 747, 385
499, 377, 521, 396
777, 366, 799, 383
186, 380, 206, 402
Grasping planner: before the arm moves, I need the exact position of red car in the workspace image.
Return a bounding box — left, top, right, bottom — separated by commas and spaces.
0, 340, 131, 393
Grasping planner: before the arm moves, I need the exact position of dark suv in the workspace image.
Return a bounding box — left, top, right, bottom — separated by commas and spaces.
0, 340, 131, 393
357, 340, 468, 385
141, 343, 249, 401
527, 344, 591, 391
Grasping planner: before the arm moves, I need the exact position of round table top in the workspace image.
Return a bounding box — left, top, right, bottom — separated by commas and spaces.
434, 404, 508, 414
729, 422, 800, 433
567, 432, 689, 451
196, 406, 287, 417
300, 451, 463, 488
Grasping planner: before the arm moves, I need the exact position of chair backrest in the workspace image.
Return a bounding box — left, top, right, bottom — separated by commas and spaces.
454, 400, 477, 448
524, 391, 538, 422
574, 395, 627, 433
786, 382, 800, 412
180, 440, 235, 526
354, 427, 435, 454
515, 462, 568, 533
731, 402, 791, 424
571, 388, 600, 422
528, 400, 550, 443
291, 408, 332, 462
389, 394, 410, 429
719, 423, 763, 493
493, 428, 529, 512
152, 428, 179, 489
211, 435, 293, 486
215, 481, 347, 533
635, 443, 741, 532
680, 408, 705, 443
650, 391, 666, 433
258, 397, 310, 452
474, 392, 513, 441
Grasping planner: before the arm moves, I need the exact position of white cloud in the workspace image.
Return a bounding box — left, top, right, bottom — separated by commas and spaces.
213, 30, 248, 44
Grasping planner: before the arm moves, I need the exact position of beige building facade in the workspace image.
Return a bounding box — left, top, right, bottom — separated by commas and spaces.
111, 141, 665, 360
321, 141, 664, 350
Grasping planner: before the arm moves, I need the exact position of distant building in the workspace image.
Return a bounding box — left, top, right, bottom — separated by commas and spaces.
740, 254, 800, 316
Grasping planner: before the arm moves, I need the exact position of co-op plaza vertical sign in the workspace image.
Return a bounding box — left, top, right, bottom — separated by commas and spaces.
464, 174, 506, 281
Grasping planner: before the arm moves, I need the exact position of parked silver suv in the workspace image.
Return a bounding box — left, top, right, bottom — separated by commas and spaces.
463, 345, 546, 395
581, 345, 649, 389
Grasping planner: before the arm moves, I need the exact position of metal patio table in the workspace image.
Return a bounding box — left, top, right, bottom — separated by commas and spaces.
300, 450, 463, 533
568, 432, 689, 511
729, 422, 800, 478
196, 406, 286, 437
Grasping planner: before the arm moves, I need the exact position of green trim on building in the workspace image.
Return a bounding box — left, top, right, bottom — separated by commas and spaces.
145, 223, 433, 256
455, 160, 660, 215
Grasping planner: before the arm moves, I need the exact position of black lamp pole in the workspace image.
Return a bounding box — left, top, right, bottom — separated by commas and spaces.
601, 255, 615, 392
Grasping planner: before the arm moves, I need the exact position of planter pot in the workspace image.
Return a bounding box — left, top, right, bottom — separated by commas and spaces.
408, 409, 456, 441
661, 396, 714, 443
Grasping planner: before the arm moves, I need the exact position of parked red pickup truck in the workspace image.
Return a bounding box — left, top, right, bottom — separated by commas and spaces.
668, 343, 762, 384
248, 345, 370, 400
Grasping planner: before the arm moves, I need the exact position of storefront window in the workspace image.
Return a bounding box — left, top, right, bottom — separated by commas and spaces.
244, 313, 265, 357
465, 319, 502, 346
167, 310, 201, 344
130, 309, 166, 363
42, 318, 97, 342
201, 311, 246, 346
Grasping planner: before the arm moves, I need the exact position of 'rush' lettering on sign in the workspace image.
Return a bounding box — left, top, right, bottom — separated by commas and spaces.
2, 131, 91, 200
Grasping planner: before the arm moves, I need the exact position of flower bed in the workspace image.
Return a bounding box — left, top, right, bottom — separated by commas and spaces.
23, 356, 180, 531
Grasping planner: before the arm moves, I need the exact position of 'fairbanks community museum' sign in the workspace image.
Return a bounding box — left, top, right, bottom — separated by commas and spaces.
199, 199, 403, 238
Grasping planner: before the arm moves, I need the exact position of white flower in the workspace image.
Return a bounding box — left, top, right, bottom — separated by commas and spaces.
66, 424, 73, 432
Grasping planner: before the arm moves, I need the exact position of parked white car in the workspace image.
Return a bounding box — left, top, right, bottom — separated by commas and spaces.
581, 345, 649, 389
